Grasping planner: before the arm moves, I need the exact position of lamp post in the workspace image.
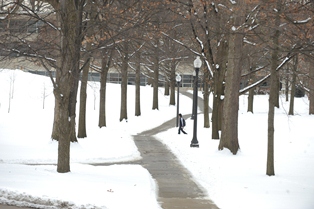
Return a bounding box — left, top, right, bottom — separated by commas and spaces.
190, 56, 202, 148
191, 71, 196, 120
176, 74, 182, 127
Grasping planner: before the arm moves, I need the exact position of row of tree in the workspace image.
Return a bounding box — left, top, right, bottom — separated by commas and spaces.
0, 0, 313, 175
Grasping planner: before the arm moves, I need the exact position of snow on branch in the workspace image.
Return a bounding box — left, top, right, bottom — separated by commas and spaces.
240, 53, 294, 95
162, 32, 212, 77
204, 59, 213, 77
229, 0, 236, 5
240, 74, 270, 95
244, 38, 256, 46
161, 32, 200, 56
276, 55, 292, 71
249, 24, 259, 31
293, 17, 311, 24
300, 81, 310, 93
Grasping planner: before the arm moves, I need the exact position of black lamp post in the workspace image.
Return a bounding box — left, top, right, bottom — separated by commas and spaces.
191, 70, 196, 120
176, 74, 182, 127
190, 56, 202, 148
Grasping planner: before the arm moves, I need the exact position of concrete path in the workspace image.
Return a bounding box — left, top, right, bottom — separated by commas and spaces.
134, 127, 218, 208
132, 91, 217, 208
1, 91, 218, 209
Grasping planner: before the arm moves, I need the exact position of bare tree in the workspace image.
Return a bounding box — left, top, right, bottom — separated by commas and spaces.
135, 50, 141, 116
266, 0, 283, 176
219, 0, 245, 154
288, 55, 298, 115
77, 1, 98, 138
98, 48, 113, 128
119, 41, 129, 121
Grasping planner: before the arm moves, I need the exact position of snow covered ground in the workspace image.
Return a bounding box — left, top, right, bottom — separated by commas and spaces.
0, 69, 313, 209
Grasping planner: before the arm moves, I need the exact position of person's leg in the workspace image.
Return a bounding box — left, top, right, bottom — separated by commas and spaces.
178, 127, 181, 134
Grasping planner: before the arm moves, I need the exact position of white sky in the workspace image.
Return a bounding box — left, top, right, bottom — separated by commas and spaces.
0, 69, 313, 209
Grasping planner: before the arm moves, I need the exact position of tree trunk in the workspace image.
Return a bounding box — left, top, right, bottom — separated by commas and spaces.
219, 5, 244, 154
212, 37, 228, 139
288, 74, 295, 115
247, 73, 254, 113
55, 89, 71, 173
203, 67, 210, 128
98, 66, 108, 127
248, 88, 254, 113
51, 12, 61, 141
98, 49, 113, 128
289, 55, 298, 115
267, 0, 282, 176
267, 91, 276, 176
135, 51, 141, 116
78, 3, 96, 138
98, 70, 107, 127
212, 89, 220, 139
98, 50, 112, 128
285, 67, 289, 102
164, 80, 170, 96
164, 62, 170, 96
78, 50, 91, 138
55, 0, 83, 172
169, 60, 176, 106
120, 42, 128, 121
51, 69, 61, 140
275, 77, 280, 108
69, 74, 79, 143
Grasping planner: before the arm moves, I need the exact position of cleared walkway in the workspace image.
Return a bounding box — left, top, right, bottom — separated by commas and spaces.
133, 91, 217, 208
134, 128, 218, 209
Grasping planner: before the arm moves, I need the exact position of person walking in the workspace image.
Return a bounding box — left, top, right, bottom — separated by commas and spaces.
178, 113, 187, 134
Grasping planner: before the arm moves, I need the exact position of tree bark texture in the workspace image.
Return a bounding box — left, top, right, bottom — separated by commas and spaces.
211, 39, 228, 139
288, 55, 298, 115
219, 5, 244, 154
274, 77, 280, 108
288, 73, 295, 115
78, 3, 96, 138
164, 81, 169, 96
69, 79, 79, 143
169, 60, 176, 106
51, 12, 61, 141
247, 73, 254, 113
98, 49, 112, 127
248, 88, 254, 113
135, 51, 141, 116
56, 0, 84, 173
78, 47, 91, 138
120, 42, 128, 122
203, 67, 210, 128
285, 68, 289, 102
98, 64, 108, 127
51, 69, 61, 140
267, 0, 282, 176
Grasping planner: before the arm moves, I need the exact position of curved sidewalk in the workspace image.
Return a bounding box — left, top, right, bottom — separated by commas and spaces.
133, 91, 217, 208
134, 126, 218, 208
